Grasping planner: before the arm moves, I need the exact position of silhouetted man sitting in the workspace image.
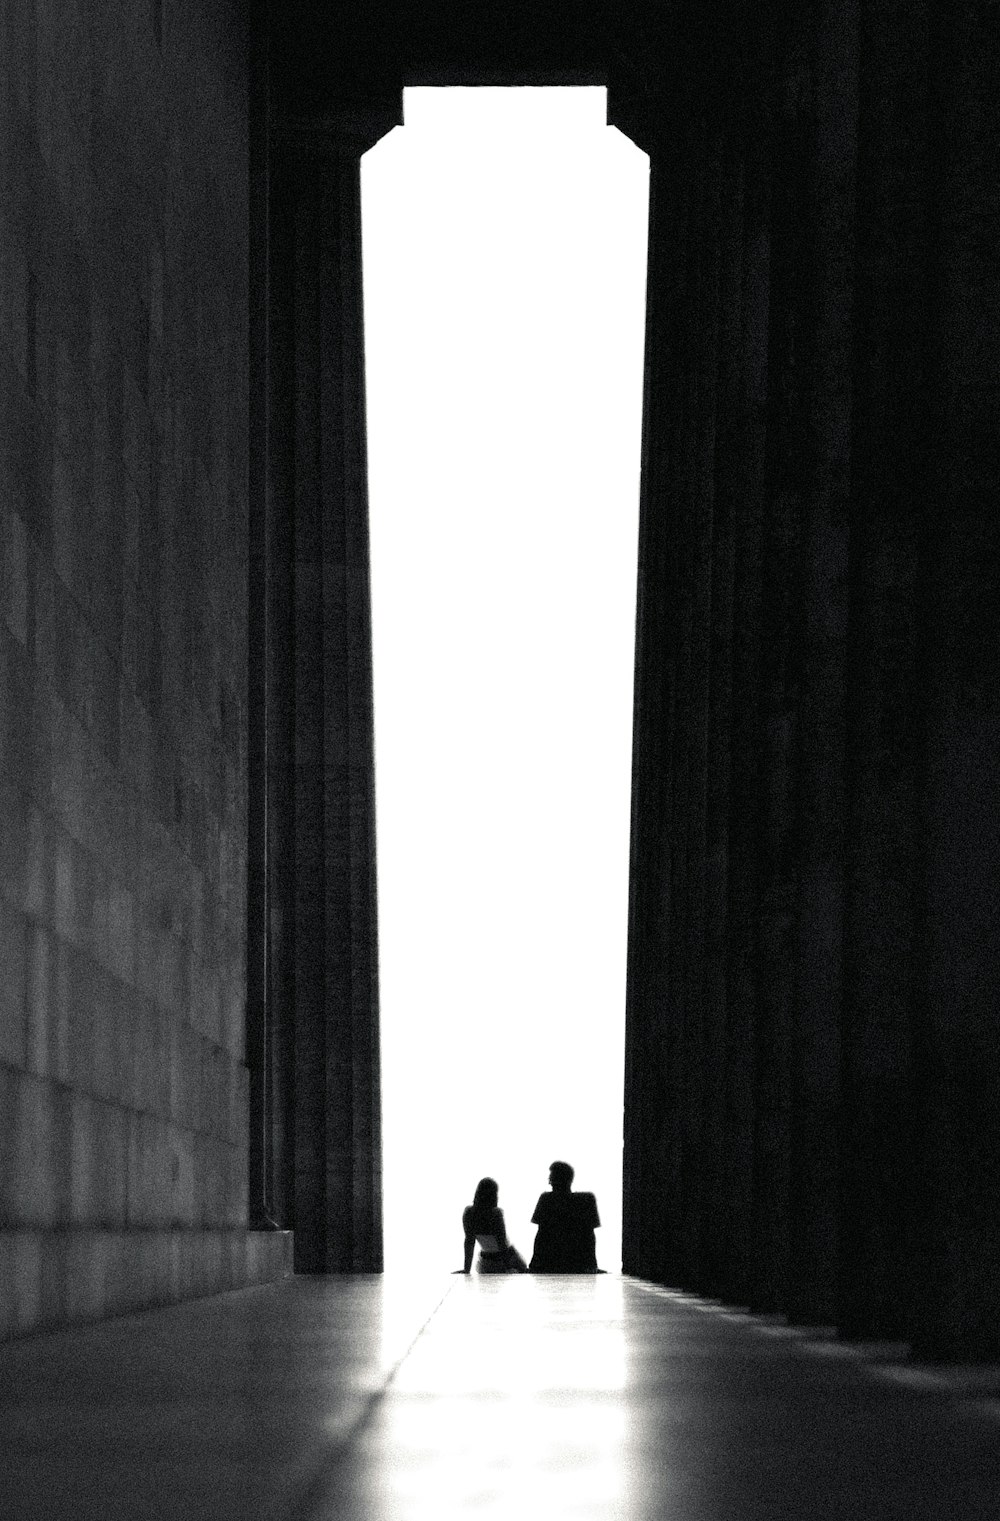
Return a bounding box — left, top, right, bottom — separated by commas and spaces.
528, 1160, 601, 1273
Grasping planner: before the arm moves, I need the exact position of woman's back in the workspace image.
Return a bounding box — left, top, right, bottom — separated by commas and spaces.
463, 1203, 507, 1251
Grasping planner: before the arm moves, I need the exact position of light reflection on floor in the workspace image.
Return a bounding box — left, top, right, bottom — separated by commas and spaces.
355, 1277, 629, 1519
373, 1271, 460, 1374
305, 1274, 1000, 1521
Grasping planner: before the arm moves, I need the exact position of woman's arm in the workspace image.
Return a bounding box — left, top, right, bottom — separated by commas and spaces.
493, 1208, 509, 1249
457, 1207, 474, 1273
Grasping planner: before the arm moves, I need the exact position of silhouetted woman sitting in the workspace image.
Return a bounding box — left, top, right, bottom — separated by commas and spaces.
458, 1177, 529, 1274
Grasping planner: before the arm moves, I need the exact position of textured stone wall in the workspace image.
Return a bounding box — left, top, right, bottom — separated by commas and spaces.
0, 0, 289, 1337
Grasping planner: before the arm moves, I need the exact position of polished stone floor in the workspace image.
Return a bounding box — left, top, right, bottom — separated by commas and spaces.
2, 1274, 1000, 1519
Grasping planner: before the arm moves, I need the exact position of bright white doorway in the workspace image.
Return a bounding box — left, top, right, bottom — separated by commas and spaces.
361, 87, 649, 1273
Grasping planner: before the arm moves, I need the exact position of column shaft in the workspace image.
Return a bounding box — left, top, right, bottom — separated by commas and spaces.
623, 117, 697, 1286
682, 122, 723, 1295
839, 0, 928, 1340
624, 151, 676, 1278
721, 105, 772, 1306
270, 103, 399, 1273
750, 10, 808, 1310
702, 130, 744, 1299
668, 120, 712, 1286
912, 3, 1000, 1359
786, 0, 857, 1326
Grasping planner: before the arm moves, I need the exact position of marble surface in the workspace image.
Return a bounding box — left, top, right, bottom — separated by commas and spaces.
2, 1274, 999, 1519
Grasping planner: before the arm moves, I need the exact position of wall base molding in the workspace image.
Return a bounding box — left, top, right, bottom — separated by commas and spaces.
0, 1228, 294, 1340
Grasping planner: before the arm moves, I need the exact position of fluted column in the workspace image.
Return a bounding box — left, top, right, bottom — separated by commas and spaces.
839, 0, 927, 1341
677, 120, 722, 1291
619, 72, 761, 1299
701, 125, 745, 1300
269, 99, 401, 1273
750, 11, 808, 1311
659, 115, 716, 1288
785, 0, 858, 1327
621, 147, 677, 1281
616, 85, 697, 1286
720, 98, 772, 1307
911, 3, 1000, 1360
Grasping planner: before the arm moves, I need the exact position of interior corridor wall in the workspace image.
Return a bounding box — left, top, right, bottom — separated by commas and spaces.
0, 0, 289, 1339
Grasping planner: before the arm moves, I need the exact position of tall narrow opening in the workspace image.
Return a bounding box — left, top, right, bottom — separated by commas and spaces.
361, 87, 649, 1272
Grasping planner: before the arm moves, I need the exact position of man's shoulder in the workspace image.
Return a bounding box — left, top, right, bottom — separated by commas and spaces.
531, 1192, 552, 1223
570, 1192, 600, 1224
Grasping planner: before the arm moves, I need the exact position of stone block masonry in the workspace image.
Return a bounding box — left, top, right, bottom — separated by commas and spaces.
0, 0, 289, 1337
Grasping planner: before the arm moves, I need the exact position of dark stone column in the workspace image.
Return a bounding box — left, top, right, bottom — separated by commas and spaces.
667, 119, 716, 1289
617, 88, 696, 1285
786, 0, 858, 1328
720, 105, 772, 1307
655, 151, 700, 1288
680, 120, 723, 1295
746, 0, 860, 1325
248, 8, 308, 1240
749, 11, 809, 1312
839, 0, 928, 1342
269, 100, 401, 1273
622, 147, 673, 1281
619, 74, 762, 1300
701, 127, 745, 1300
911, 4, 1000, 1361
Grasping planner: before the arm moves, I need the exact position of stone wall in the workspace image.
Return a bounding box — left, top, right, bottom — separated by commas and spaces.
0, 0, 289, 1337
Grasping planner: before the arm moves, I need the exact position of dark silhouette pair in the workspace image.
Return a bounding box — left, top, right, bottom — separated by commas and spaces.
458, 1161, 601, 1275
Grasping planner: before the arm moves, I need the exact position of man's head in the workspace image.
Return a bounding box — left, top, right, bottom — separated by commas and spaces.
549, 1160, 574, 1192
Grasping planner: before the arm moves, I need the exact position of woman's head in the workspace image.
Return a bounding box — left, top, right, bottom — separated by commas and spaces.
472, 1177, 499, 1213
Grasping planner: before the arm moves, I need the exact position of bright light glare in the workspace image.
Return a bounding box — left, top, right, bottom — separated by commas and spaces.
361, 87, 648, 1275
375, 1279, 629, 1518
